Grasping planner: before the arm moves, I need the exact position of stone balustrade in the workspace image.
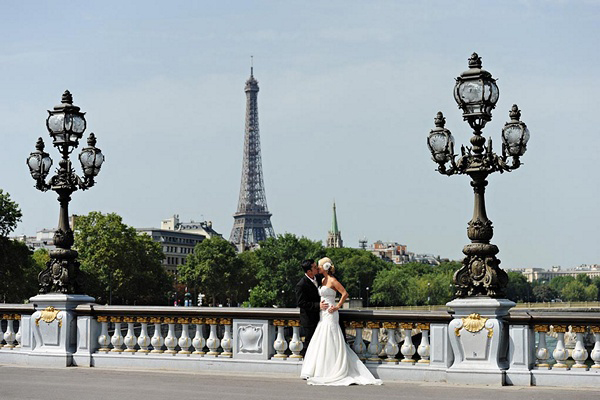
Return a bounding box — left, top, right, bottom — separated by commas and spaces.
0, 303, 598, 387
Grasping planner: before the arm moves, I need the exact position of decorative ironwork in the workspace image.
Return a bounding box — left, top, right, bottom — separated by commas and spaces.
427, 54, 530, 298
229, 66, 275, 249
27, 91, 104, 294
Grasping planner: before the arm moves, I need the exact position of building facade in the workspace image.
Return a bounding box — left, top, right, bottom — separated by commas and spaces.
511, 265, 600, 282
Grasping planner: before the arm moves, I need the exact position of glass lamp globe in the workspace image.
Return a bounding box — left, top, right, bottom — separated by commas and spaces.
79, 133, 105, 177
46, 90, 87, 150
453, 53, 499, 128
502, 105, 530, 157
427, 112, 454, 164
26, 138, 53, 180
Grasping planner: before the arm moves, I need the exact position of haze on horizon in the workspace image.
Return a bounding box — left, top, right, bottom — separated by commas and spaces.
1, 1, 599, 270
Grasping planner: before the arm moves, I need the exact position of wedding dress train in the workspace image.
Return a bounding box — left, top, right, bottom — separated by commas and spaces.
300, 286, 382, 386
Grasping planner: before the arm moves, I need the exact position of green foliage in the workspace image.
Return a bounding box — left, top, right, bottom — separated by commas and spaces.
506, 271, 533, 302
178, 236, 241, 306
0, 190, 22, 237
576, 273, 592, 286
549, 276, 575, 294
370, 261, 458, 306
75, 212, 171, 305
532, 284, 558, 302
561, 280, 587, 301
0, 238, 40, 303
249, 234, 323, 307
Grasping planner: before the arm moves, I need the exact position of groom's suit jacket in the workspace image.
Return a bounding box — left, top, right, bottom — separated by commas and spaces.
295, 274, 323, 329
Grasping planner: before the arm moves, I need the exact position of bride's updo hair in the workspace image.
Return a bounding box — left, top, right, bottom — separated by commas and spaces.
318, 257, 335, 275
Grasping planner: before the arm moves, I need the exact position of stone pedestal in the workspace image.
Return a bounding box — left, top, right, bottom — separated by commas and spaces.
446, 297, 515, 386
28, 293, 95, 366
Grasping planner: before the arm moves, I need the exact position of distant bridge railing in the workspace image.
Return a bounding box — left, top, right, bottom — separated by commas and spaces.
0, 303, 598, 387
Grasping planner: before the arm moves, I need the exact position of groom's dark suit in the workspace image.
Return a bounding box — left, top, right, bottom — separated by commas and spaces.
295, 274, 323, 350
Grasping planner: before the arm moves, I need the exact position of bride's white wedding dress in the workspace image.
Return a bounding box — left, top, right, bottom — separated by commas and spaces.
300, 286, 382, 386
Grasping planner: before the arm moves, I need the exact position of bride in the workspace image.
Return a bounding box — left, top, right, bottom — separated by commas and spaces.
300, 257, 382, 386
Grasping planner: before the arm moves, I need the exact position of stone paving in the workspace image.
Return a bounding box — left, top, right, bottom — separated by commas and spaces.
2, 365, 599, 400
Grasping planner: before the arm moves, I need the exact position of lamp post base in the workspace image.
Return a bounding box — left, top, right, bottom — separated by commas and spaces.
26, 294, 96, 366
446, 297, 515, 386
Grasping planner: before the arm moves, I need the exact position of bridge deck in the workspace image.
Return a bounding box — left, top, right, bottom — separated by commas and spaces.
2, 365, 599, 400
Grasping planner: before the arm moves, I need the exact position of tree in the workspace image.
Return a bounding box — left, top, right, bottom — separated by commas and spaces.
561, 280, 587, 302
178, 236, 241, 306
0, 189, 22, 237
576, 273, 592, 286
324, 247, 388, 302
248, 234, 323, 307
0, 190, 39, 303
532, 284, 558, 302
75, 212, 171, 305
549, 276, 575, 295
506, 271, 533, 302
370, 265, 411, 306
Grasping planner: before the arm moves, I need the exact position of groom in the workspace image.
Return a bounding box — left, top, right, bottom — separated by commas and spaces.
295, 259, 328, 352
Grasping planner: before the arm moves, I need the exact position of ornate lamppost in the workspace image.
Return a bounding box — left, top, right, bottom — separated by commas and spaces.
427, 54, 531, 383
427, 53, 530, 299
27, 90, 105, 294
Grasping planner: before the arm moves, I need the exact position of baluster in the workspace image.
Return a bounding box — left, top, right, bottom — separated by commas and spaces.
552, 325, 569, 369
288, 320, 303, 360
97, 316, 111, 353
366, 322, 382, 363
220, 318, 233, 358
164, 317, 177, 354
205, 318, 221, 357
177, 318, 192, 355
351, 321, 367, 361
15, 315, 22, 348
534, 325, 550, 369
3, 315, 16, 349
591, 326, 600, 369
136, 317, 150, 353
0, 314, 5, 348
150, 317, 164, 353
192, 318, 206, 355
110, 317, 124, 352
383, 322, 399, 363
272, 319, 288, 359
571, 325, 589, 369
123, 317, 137, 353
417, 323, 430, 364
400, 322, 416, 364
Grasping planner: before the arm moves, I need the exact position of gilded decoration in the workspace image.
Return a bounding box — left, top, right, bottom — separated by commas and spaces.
36, 306, 62, 327
163, 317, 175, 324
350, 321, 365, 329
176, 317, 190, 324
191, 317, 204, 324
454, 327, 461, 337
367, 321, 381, 329
219, 318, 232, 325
205, 318, 218, 325
534, 324, 549, 333
400, 322, 414, 330
383, 322, 398, 329
123, 317, 135, 323
149, 317, 162, 324
287, 320, 301, 327
97, 316, 108, 323
551, 325, 568, 333
14, 314, 21, 321
2, 314, 12, 320
109, 316, 122, 323
461, 313, 487, 333
591, 326, 600, 334
273, 319, 286, 326
136, 317, 148, 323
487, 328, 494, 338
571, 325, 587, 333
417, 323, 430, 330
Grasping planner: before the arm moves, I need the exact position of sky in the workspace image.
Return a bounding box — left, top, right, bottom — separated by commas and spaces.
1, 1, 599, 270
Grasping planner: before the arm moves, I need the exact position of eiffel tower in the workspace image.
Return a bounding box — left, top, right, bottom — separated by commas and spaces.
229, 65, 275, 250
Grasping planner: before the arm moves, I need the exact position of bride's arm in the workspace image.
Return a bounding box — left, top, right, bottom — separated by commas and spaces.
328, 279, 349, 313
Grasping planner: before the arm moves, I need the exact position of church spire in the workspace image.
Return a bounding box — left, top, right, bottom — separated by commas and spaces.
327, 201, 343, 248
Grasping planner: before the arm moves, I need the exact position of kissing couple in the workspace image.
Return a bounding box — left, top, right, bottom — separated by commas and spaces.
295, 257, 382, 386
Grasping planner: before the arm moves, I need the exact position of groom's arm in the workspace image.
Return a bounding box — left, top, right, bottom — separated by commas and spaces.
295, 282, 319, 312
